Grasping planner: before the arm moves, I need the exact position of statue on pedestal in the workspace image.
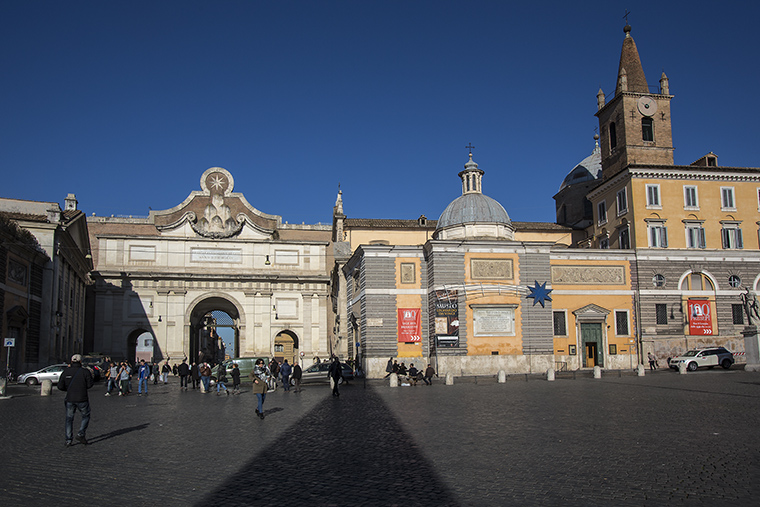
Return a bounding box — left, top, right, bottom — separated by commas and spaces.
741, 287, 760, 326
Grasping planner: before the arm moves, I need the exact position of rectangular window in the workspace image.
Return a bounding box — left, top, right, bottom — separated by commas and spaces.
597, 200, 607, 225
655, 304, 668, 324
686, 224, 706, 249
722, 226, 743, 249
615, 310, 629, 335
616, 188, 628, 215
620, 227, 630, 249
684, 186, 698, 209
600, 237, 609, 249
649, 224, 668, 248
553, 311, 567, 336
646, 184, 660, 207
732, 304, 744, 325
721, 187, 736, 210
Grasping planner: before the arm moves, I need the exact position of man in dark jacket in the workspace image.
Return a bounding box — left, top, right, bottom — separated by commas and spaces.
328, 356, 342, 397
177, 358, 190, 391
291, 361, 302, 392
57, 354, 94, 446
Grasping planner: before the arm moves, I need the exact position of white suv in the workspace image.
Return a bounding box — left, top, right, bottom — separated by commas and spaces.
669, 347, 735, 371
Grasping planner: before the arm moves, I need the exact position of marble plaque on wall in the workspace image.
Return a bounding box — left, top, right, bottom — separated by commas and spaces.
473, 306, 515, 336
551, 265, 625, 285
471, 258, 513, 280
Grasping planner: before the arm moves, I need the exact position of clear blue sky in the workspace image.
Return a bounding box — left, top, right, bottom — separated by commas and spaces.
3, 1, 759, 225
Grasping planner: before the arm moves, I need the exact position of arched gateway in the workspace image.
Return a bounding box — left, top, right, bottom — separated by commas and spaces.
87, 167, 334, 364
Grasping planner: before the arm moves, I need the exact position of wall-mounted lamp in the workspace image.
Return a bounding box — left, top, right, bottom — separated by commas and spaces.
158, 316, 162, 322
273, 305, 278, 320
265, 255, 271, 265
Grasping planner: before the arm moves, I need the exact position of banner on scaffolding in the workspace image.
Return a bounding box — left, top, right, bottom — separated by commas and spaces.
434, 289, 459, 348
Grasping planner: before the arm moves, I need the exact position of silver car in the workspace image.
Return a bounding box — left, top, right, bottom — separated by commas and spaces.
17, 364, 68, 386
292, 362, 354, 385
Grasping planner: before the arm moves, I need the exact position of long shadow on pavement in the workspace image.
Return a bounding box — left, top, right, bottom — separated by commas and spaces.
88, 422, 151, 443
197, 386, 460, 507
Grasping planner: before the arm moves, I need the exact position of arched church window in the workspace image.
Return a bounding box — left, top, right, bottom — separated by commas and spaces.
466, 175, 471, 191
642, 117, 654, 142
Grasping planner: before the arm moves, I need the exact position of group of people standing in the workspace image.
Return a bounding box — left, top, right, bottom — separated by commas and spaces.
104, 359, 174, 397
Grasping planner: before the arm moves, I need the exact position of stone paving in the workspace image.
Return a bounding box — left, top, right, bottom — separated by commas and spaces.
1, 369, 759, 506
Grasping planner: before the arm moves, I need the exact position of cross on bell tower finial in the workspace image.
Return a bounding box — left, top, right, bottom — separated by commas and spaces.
465, 143, 475, 156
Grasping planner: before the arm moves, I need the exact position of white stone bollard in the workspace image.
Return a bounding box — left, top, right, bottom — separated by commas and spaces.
0, 377, 6, 397
41, 379, 53, 396
497, 370, 506, 383
546, 368, 555, 382
678, 362, 688, 374
637, 364, 646, 376
389, 373, 399, 387
445, 372, 454, 385
199, 380, 206, 393
593, 366, 602, 379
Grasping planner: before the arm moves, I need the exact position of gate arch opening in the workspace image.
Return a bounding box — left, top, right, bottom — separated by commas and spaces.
274, 330, 299, 365
189, 296, 242, 366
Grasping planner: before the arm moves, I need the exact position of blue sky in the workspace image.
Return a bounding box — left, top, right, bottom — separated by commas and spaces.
2, 1, 759, 225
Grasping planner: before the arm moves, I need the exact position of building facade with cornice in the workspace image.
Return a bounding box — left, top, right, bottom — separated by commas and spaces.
86, 167, 334, 365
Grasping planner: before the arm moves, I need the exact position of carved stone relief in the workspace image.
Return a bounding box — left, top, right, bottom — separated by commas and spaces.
471, 259, 513, 280
551, 265, 625, 285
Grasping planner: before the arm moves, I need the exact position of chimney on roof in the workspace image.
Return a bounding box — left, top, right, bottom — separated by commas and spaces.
47, 205, 62, 224
64, 193, 78, 211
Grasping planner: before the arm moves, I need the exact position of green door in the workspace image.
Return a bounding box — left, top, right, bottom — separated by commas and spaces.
581, 323, 603, 368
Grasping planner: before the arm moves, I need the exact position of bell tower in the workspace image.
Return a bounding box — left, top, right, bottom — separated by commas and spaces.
595, 24, 674, 179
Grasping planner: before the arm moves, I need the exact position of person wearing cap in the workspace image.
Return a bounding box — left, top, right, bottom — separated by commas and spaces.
57, 354, 94, 447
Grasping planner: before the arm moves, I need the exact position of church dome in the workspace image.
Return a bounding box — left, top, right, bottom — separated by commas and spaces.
435, 153, 514, 240
438, 193, 511, 228
558, 137, 602, 192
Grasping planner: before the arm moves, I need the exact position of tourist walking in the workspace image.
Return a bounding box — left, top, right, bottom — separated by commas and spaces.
384, 357, 394, 378
648, 352, 658, 371
423, 364, 435, 385
137, 359, 150, 396
161, 361, 171, 383
151, 361, 159, 384
118, 362, 131, 396
231, 363, 241, 394
178, 358, 190, 391
200, 362, 212, 392
190, 362, 200, 389
328, 356, 342, 397
251, 358, 270, 419
292, 361, 302, 392
57, 354, 94, 447
105, 361, 118, 396
280, 359, 292, 391
216, 363, 229, 396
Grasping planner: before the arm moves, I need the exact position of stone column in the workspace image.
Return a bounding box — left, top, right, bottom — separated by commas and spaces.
742, 325, 760, 372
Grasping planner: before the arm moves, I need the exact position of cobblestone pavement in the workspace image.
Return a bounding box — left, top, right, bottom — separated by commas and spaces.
1, 369, 759, 507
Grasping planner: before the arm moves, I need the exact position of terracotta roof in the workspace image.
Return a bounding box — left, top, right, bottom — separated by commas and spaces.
345, 218, 437, 229
513, 221, 572, 232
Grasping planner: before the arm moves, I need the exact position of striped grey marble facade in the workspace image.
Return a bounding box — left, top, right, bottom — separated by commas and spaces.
518, 249, 553, 355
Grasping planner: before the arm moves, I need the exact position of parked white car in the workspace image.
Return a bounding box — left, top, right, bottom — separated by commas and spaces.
17, 364, 67, 385
669, 347, 734, 371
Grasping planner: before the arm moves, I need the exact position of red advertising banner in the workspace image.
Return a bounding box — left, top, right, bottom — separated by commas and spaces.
398, 308, 421, 342
688, 299, 713, 335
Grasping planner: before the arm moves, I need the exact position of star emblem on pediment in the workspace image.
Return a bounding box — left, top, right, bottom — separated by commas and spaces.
209, 174, 226, 191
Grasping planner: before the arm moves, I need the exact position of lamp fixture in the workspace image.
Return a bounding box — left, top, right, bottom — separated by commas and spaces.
265, 255, 271, 265
158, 315, 162, 322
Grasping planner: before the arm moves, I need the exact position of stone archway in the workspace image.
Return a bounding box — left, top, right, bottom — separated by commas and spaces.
127, 328, 154, 363
274, 330, 299, 365
187, 296, 242, 366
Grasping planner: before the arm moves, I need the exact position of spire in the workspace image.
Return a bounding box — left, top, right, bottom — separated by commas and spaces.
615, 24, 648, 94
333, 186, 343, 215
659, 71, 670, 95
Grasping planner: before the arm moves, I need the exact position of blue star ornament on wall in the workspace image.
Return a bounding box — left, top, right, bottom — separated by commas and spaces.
526, 280, 553, 308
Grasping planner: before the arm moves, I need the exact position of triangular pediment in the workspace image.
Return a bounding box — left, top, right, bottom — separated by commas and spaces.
573, 303, 610, 321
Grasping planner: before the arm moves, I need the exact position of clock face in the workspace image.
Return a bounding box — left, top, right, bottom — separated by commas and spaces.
637, 96, 657, 117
